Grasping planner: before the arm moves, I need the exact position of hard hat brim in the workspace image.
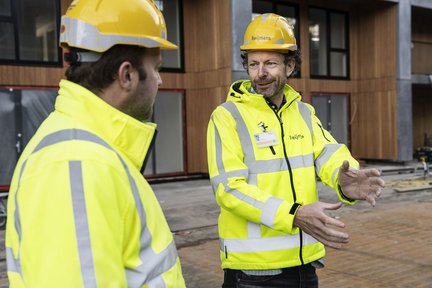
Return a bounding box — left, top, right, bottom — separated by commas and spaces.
240, 43, 297, 52
59, 16, 178, 52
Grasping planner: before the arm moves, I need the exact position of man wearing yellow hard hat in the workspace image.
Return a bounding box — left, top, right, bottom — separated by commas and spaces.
6, 0, 185, 287
207, 13, 385, 287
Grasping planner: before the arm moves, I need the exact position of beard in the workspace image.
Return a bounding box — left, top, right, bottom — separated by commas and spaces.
252, 76, 286, 99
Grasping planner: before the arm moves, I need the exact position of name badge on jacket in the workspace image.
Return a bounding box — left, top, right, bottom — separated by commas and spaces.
254, 131, 279, 148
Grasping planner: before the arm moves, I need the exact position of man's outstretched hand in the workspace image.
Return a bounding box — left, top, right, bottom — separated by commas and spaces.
293, 202, 348, 249
338, 160, 386, 207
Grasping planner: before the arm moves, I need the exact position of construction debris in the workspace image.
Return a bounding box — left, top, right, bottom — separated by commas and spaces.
386, 178, 432, 193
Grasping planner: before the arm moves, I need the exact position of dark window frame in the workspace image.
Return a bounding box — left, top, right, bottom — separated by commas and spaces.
309, 7, 350, 80
0, 0, 63, 67
159, 0, 185, 73
0, 0, 185, 71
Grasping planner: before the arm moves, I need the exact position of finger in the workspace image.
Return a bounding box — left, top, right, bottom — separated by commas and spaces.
375, 187, 382, 197
368, 177, 385, 188
313, 227, 349, 246
365, 193, 376, 207
319, 236, 348, 249
310, 234, 343, 249
323, 229, 349, 243
369, 184, 382, 197
363, 168, 381, 177
322, 202, 343, 211
340, 160, 350, 172
326, 242, 344, 249
324, 216, 345, 229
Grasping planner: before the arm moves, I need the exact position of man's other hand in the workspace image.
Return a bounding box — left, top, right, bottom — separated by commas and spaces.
293, 202, 348, 249
338, 160, 386, 207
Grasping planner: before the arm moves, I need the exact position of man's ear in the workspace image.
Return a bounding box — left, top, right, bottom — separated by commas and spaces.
285, 60, 295, 78
118, 61, 134, 91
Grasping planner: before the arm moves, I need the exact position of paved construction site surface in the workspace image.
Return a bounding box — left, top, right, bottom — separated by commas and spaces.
0, 163, 431, 287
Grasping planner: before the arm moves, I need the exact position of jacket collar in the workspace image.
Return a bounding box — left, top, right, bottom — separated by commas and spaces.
226, 80, 301, 111
55, 79, 156, 170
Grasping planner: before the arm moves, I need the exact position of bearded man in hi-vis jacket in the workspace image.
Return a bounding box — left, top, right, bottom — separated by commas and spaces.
207, 13, 385, 288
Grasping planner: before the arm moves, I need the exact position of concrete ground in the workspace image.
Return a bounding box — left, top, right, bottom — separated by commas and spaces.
1, 163, 432, 287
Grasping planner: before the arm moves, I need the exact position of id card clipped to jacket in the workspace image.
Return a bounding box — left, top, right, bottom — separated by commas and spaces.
254, 131, 279, 148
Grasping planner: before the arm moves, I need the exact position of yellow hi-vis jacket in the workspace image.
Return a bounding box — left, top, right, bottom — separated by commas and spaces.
207, 80, 359, 270
6, 80, 185, 288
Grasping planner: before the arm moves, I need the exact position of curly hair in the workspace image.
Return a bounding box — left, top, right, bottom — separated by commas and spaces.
240, 49, 302, 76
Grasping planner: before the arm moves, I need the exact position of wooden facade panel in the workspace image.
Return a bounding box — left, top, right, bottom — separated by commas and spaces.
374, 4, 396, 78
182, 0, 231, 73
162, 67, 231, 90
351, 88, 397, 160
350, 3, 398, 161
181, 0, 232, 174
350, 91, 395, 160
412, 42, 432, 74
0, 66, 65, 87
186, 87, 228, 173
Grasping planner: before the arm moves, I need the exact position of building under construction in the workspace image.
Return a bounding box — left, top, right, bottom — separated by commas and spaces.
0, 0, 431, 184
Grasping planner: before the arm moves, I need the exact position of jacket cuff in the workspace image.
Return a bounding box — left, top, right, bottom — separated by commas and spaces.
289, 203, 302, 215
276, 201, 301, 234
337, 184, 356, 205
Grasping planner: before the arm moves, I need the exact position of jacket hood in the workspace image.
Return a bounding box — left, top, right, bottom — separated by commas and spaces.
226, 80, 301, 105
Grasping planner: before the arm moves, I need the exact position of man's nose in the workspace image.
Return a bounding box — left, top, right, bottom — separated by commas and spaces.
157, 72, 162, 87
258, 64, 268, 77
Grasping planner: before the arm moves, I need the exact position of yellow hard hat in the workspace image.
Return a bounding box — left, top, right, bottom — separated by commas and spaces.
59, 0, 177, 52
240, 13, 297, 52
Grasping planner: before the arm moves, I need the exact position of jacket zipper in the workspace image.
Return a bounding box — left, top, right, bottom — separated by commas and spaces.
271, 108, 305, 266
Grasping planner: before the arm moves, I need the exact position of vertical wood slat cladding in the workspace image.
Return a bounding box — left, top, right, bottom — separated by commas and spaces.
0, 0, 407, 175
172, 0, 231, 173
292, 0, 398, 161
186, 86, 229, 173
350, 3, 397, 160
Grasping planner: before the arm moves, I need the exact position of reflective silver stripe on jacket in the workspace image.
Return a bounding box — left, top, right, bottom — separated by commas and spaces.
315, 143, 344, 176
6, 246, 20, 273
297, 101, 343, 184
297, 102, 313, 142
60, 17, 167, 52
220, 233, 318, 253
69, 160, 98, 287
7, 129, 177, 287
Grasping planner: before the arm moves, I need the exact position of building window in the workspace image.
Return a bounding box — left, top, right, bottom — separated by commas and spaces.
0, 87, 57, 184
309, 8, 349, 78
155, 0, 184, 71
0, 0, 61, 66
143, 90, 186, 177
311, 94, 350, 146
